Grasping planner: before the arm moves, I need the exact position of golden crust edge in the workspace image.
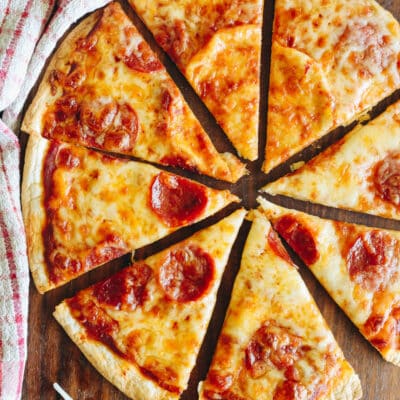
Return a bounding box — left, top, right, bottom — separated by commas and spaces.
329, 370, 362, 400
381, 349, 400, 367
21, 10, 101, 136
22, 135, 54, 293
53, 302, 178, 400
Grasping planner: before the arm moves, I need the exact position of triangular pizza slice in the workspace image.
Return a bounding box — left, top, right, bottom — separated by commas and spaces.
22, 2, 246, 182
258, 198, 400, 366
128, 0, 263, 161
54, 209, 246, 400
22, 135, 239, 293
199, 213, 361, 400
263, 0, 400, 172
263, 100, 400, 220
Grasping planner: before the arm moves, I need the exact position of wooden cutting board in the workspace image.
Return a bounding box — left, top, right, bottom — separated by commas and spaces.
19, 0, 400, 399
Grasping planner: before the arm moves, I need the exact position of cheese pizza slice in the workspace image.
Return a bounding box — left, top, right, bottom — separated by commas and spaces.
257, 198, 400, 366
54, 209, 246, 400
263, 100, 400, 220
199, 213, 361, 400
22, 2, 246, 183
128, 0, 263, 161
264, 0, 400, 172
22, 135, 239, 293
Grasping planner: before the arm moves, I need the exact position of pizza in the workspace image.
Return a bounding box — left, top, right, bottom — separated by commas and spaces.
263, 99, 400, 220
127, 0, 263, 161
21, 2, 246, 183
199, 213, 362, 400
53, 209, 246, 400
257, 198, 400, 366
22, 135, 239, 293
263, 0, 400, 173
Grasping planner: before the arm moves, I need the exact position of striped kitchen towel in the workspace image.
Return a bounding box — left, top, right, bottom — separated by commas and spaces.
0, 1, 110, 399
0, 0, 54, 111
0, 121, 29, 400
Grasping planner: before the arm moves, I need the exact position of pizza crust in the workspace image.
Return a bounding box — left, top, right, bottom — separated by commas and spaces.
21, 10, 101, 136
53, 302, 178, 400
330, 372, 363, 400
382, 349, 400, 367
21, 135, 51, 293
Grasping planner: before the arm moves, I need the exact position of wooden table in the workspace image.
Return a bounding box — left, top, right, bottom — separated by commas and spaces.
20, 0, 400, 399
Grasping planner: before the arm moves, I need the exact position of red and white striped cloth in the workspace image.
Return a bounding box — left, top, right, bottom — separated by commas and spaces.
0, 1, 110, 399
0, 121, 29, 400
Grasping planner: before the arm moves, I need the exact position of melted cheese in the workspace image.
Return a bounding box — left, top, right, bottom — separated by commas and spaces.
128, 0, 262, 161
264, 41, 335, 172
199, 214, 360, 400
263, 100, 400, 220
54, 209, 246, 399
186, 25, 260, 160
264, 0, 400, 172
257, 198, 400, 365
22, 3, 245, 182
23, 135, 238, 293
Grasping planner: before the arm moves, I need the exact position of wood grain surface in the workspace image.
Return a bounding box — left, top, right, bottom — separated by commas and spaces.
19, 0, 400, 399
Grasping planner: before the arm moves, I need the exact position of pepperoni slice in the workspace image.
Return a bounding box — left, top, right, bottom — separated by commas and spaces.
347, 230, 398, 291
373, 153, 400, 206
80, 97, 118, 133
150, 172, 208, 227
274, 215, 319, 265
93, 263, 153, 311
55, 147, 81, 169
103, 103, 139, 152
267, 228, 294, 266
53, 94, 79, 122
64, 65, 86, 89
158, 245, 214, 302
335, 22, 394, 78
123, 42, 163, 73
245, 322, 304, 379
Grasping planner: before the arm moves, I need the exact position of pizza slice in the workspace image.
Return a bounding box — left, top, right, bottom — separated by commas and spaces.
22, 135, 240, 293
263, 0, 400, 173
22, 2, 246, 183
53, 209, 246, 400
257, 198, 400, 366
128, 0, 263, 161
263, 100, 400, 220
199, 213, 362, 400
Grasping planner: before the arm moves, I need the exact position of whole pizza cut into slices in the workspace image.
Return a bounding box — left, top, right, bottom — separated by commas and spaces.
22, 2, 246, 182
263, 100, 400, 220
22, 135, 239, 293
54, 209, 246, 400
263, 0, 400, 172
199, 213, 362, 400
257, 198, 400, 366
128, 0, 263, 161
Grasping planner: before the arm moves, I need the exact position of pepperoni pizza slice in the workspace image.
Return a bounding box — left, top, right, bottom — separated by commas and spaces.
22, 2, 246, 183
263, 100, 400, 220
199, 214, 362, 400
22, 135, 240, 293
257, 198, 400, 366
128, 0, 263, 161
263, 0, 400, 173
53, 209, 246, 400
